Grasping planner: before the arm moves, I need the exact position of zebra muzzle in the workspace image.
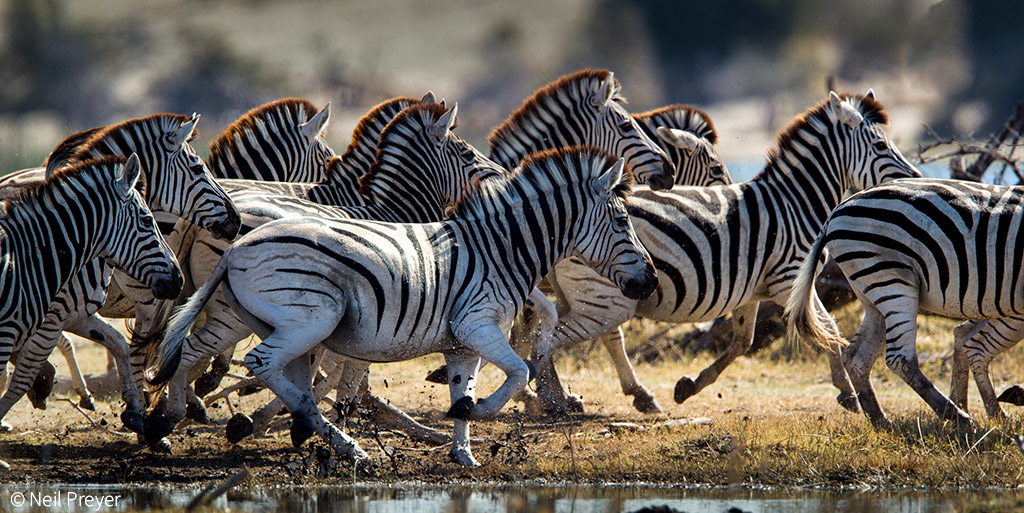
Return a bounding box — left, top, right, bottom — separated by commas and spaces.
149, 267, 183, 300
620, 264, 658, 300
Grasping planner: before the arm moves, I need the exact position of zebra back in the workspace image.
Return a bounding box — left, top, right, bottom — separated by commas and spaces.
207, 98, 334, 182
633, 104, 731, 186
487, 69, 673, 190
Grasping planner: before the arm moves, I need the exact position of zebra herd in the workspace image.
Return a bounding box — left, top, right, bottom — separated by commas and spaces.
0, 68, 1019, 470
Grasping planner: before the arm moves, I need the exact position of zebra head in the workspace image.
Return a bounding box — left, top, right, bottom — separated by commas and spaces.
102, 154, 182, 300
827, 90, 922, 191
633, 104, 731, 187
572, 151, 658, 300
586, 72, 675, 191
158, 114, 241, 239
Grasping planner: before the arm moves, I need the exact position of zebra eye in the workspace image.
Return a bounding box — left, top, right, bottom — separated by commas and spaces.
614, 215, 629, 227
872, 140, 888, 152
189, 164, 205, 175
619, 120, 633, 132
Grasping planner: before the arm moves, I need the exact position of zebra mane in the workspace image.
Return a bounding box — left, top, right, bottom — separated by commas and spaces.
761, 92, 889, 176
487, 69, 622, 151
2, 156, 129, 210
448, 146, 633, 221
42, 126, 104, 174
50, 114, 194, 171
207, 98, 322, 168
634, 104, 718, 144
358, 102, 452, 199
325, 96, 421, 184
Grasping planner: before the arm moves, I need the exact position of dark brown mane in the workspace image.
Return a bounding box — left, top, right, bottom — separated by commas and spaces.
207, 98, 320, 162
767, 92, 889, 166
358, 102, 451, 198
341, 96, 421, 162
487, 69, 618, 149
634, 104, 718, 144
5, 156, 129, 207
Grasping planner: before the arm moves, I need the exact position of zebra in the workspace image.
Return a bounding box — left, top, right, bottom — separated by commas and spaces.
146, 146, 658, 467
0, 155, 181, 412
527, 91, 923, 416
138, 102, 507, 445
633, 104, 731, 188
950, 317, 1024, 419
207, 98, 334, 182
0, 114, 240, 433
786, 178, 1024, 427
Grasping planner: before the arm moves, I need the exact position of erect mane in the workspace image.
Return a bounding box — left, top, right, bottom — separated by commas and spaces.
447, 146, 633, 220
634, 104, 718, 144
358, 102, 451, 198
486, 69, 621, 149
207, 98, 321, 163
760, 92, 889, 176
327, 96, 420, 183
3, 156, 129, 208
54, 114, 195, 171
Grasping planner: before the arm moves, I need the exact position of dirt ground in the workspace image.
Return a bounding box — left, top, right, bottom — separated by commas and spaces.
1, 309, 1024, 488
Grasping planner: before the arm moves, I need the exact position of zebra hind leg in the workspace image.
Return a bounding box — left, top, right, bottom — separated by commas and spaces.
68, 314, 145, 434
599, 327, 661, 413
675, 302, 760, 404
968, 316, 1024, 418
950, 320, 986, 412
55, 335, 94, 410
842, 302, 888, 426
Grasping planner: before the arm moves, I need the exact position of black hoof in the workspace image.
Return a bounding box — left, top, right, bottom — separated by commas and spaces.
289, 415, 315, 448
27, 361, 56, 410
194, 371, 224, 398
142, 412, 177, 445
149, 437, 173, 454
225, 414, 254, 444
999, 385, 1024, 406
632, 393, 663, 414
674, 376, 697, 404
238, 383, 265, 397
425, 365, 448, 384
79, 396, 96, 411
837, 392, 861, 413
185, 401, 210, 424
446, 396, 474, 420
121, 411, 144, 435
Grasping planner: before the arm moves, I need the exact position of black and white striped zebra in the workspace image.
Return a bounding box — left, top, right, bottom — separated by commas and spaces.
950, 316, 1024, 419
529, 91, 923, 415
0, 114, 239, 433
786, 178, 1024, 426
147, 147, 657, 467
207, 98, 334, 182
633, 104, 731, 187
0, 155, 181, 403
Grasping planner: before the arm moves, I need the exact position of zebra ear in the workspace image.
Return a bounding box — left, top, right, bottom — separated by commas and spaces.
866, 88, 876, 100
657, 126, 701, 153
429, 103, 458, 145
300, 102, 331, 142
597, 158, 626, 192
115, 153, 142, 200
592, 72, 617, 108
829, 91, 864, 127
421, 91, 436, 104
169, 113, 200, 149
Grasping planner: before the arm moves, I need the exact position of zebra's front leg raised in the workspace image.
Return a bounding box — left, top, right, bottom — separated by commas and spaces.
450, 322, 530, 422
674, 302, 760, 404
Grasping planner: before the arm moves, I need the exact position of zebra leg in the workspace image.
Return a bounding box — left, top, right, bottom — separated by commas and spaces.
880, 295, 972, 427
950, 320, 986, 412
964, 316, 1024, 418
452, 322, 530, 420
675, 302, 760, 404
842, 301, 888, 426
65, 314, 144, 434
598, 327, 662, 413
807, 293, 859, 412
56, 335, 94, 410
0, 312, 66, 426
510, 290, 558, 416
244, 337, 368, 463
443, 350, 482, 467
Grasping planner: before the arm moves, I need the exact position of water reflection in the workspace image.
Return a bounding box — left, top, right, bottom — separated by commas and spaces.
0, 483, 1009, 513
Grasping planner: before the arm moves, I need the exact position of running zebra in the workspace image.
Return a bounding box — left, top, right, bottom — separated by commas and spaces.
0, 114, 239, 433
530, 91, 922, 415
207, 98, 334, 182
787, 178, 1024, 426
0, 155, 181, 397
147, 147, 657, 467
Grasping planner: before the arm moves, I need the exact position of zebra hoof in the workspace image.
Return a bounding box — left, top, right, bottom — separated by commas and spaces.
79, 396, 97, 412
149, 437, 173, 454
632, 392, 663, 414
121, 411, 144, 435
425, 365, 448, 384
290, 415, 315, 448
837, 392, 861, 413
142, 412, 177, 445
238, 382, 265, 397
998, 385, 1024, 406
566, 393, 585, 413
186, 401, 210, 425
225, 414, 254, 444
194, 371, 225, 398
0, 420, 12, 432
526, 361, 537, 382
446, 396, 475, 420
674, 376, 697, 404
27, 361, 56, 410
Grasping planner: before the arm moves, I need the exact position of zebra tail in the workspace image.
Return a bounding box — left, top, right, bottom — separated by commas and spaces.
145, 248, 231, 392
784, 225, 847, 351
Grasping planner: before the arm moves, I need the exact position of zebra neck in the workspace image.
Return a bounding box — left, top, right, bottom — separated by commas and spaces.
488, 110, 583, 170
756, 131, 846, 238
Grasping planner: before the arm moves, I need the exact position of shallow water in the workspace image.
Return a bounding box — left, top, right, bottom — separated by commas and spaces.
0, 483, 1014, 513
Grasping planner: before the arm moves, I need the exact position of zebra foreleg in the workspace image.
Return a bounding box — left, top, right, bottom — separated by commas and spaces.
963, 317, 1024, 418
598, 327, 662, 413
950, 319, 987, 413
443, 350, 482, 467
452, 322, 529, 420
66, 314, 144, 432
55, 335, 94, 410
0, 313, 66, 426
675, 302, 760, 404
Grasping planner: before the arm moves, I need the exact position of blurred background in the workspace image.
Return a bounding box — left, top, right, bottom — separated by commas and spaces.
0, 0, 1019, 181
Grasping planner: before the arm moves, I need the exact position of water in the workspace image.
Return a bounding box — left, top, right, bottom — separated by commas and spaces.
0, 483, 1015, 513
